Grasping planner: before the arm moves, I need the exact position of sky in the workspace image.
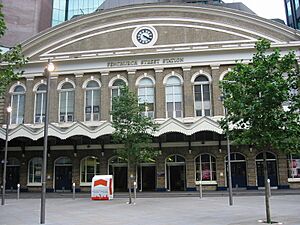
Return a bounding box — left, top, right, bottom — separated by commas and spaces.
223, 0, 286, 22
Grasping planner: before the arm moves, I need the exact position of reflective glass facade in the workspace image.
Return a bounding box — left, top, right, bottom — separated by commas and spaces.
285, 0, 300, 29
52, 0, 105, 26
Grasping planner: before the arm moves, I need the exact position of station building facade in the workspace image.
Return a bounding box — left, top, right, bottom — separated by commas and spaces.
1, 3, 300, 192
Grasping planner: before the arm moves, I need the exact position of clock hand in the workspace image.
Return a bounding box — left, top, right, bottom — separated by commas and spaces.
143, 35, 152, 40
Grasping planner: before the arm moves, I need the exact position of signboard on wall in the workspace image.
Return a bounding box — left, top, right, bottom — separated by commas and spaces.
91, 175, 113, 200
291, 159, 300, 178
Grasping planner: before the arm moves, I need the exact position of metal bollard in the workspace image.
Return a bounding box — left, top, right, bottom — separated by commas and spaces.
133, 181, 137, 204
17, 184, 20, 200
267, 179, 271, 198
199, 182, 203, 199
72, 183, 75, 200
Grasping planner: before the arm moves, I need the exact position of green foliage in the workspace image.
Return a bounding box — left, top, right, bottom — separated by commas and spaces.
110, 86, 158, 164
0, 4, 27, 96
220, 39, 300, 153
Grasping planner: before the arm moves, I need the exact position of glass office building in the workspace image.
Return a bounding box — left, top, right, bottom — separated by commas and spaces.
52, 0, 105, 26
285, 0, 300, 29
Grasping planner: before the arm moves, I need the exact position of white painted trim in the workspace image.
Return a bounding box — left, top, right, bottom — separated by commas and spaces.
9, 82, 26, 93
108, 75, 128, 88
39, 19, 258, 57
219, 69, 231, 81
82, 77, 102, 89
163, 71, 184, 85
32, 80, 46, 92
190, 70, 212, 83
132, 25, 158, 47
57, 78, 76, 90
135, 74, 156, 86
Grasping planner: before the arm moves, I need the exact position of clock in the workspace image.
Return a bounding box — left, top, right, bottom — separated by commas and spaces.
136, 28, 154, 44
132, 26, 158, 47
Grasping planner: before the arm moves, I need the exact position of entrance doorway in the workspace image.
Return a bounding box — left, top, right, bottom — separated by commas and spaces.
166, 155, 186, 191
256, 152, 278, 187
6, 158, 20, 190
54, 157, 72, 191
226, 153, 247, 188
109, 157, 128, 192
138, 164, 156, 191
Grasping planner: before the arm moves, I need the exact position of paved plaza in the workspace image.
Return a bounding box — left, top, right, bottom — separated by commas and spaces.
0, 193, 300, 225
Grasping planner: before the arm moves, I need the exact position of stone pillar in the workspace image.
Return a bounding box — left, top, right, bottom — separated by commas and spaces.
47, 155, 54, 191
156, 154, 166, 191
182, 67, 194, 118
100, 72, 110, 121
247, 151, 257, 188
74, 74, 84, 122
154, 68, 165, 119
24, 77, 34, 124
127, 70, 136, 92
210, 65, 223, 116
72, 157, 80, 190
277, 151, 289, 187
216, 151, 226, 189
49, 76, 58, 123
19, 156, 28, 191
185, 153, 195, 190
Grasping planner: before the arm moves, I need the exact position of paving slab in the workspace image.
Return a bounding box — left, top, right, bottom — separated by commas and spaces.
0, 195, 300, 225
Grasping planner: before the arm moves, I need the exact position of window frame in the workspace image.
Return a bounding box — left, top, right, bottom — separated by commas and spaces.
164, 75, 183, 118
58, 81, 75, 123
10, 84, 26, 125
27, 157, 42, 186
34, 83, 47, 124
137, 77, 155, 119
84, 80, 101, 122
80, 156, 100, 186
193, 75, 212, 117
194, 153, 217, 184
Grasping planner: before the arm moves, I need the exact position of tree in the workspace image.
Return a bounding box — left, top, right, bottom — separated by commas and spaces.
0, 4, 27, 96
110, 86, 158, 204
220, 39, 300, 223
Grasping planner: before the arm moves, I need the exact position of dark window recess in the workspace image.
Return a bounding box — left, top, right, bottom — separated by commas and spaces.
165, 132, 185, 142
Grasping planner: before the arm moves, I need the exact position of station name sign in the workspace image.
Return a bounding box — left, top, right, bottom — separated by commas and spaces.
107, 57, 184, 68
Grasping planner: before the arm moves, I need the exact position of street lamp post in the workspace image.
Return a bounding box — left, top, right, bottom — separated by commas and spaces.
220, 84, 234, 206
40, 60, 55, 224
224, 106, 233, 206
1, 106, 12, 206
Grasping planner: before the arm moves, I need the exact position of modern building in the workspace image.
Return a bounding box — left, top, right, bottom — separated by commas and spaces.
0, 3, 300, 193
285, 0, 300, 29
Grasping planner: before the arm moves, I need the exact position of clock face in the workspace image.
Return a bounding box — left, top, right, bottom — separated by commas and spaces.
136, 29, 154, 44
132, 26, 158, 47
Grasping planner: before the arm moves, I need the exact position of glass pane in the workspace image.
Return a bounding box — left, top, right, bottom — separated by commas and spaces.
195, 75, 209, 82
201, 154, 210, 162
139, 78, 153, 86
87, 80, 99, 88
14, 85, 25, 92
61, 82, 74, 89
60, 92, 67, 113
167, 76, 180, 85
37, 84, 47, 91
203, 84, 210, 101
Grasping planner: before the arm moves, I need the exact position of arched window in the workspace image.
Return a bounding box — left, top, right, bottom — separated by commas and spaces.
165, 76, 182, 118
28, 157, 42, 184
138, 77, 155, 118
194, 75, 211, 116
80, 156, 100, 183
195, 154, 216, 181
111, 79, 126, 109
59, 82, 75, 122
85, 80, 100, 121
11, 85, 25, 124
34, 84, 47, 123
